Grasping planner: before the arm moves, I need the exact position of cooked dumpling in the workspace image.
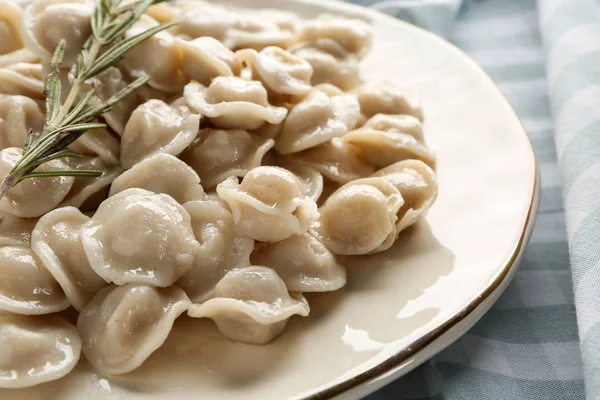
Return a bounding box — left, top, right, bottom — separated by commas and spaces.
0, 48, 39, 68
251, 233, 346, 292
120, 99, 201, 169
174, 2, 238, 42
110, 153, 204, 203
0, 0, 23, 55
31, 207, 105, 311
288, 39, 360, 91
21, 0, 93, 66
354, 81, 424, 121
313, 177, 404, 255
275, 86, 361, 154
0, 94, 43, 150
184, 79, 287, 130
243, 8, 300, 37
216, 167, 319, 243
298, 15, 373, 60
187, 266, 309, 344
0, 246, 70, 314
371, 159, 438, 231
68, 128, 121, 165
84, 67, 138, 136
121, 15, 186, 93
59, 157, 123, 209
291, 137, 375, 184
343, 126, 435, 169
0, 62, 44, 98
78, 284, 191, 375
181, 128, 274, 189
80, 188, 201, 287
275, 157, 324, 202
0, 213, 37, 246
0, 148, 74, 218
0, 315, 81, 388
235, 47, 313, 96
177, 37, 238, 86
145, 1, 179, 23
362, 114, 425, 143
177, 198, 254, 303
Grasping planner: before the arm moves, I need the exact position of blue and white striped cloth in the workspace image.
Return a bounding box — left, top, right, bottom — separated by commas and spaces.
344, 0, 599, 398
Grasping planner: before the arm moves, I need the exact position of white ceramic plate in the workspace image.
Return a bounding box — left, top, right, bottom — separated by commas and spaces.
2, 1, 538, 399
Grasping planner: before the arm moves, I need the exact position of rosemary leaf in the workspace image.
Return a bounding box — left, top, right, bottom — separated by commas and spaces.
27, 150, 85, 171
18, 169, 103, 183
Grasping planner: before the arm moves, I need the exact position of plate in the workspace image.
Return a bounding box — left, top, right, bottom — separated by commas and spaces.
2, 0, 539, 399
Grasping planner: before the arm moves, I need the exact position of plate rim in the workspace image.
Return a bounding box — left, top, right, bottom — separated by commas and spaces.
278, 1, 540, 399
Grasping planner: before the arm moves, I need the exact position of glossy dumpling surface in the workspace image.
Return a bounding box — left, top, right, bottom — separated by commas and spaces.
177, 198, 254, 303
235, 46, 313, 97
80, 188, 201, 287
0, 246, 70, 314
354, 80, 424, 121
0, 0, 23, 56
275, 157, 324, 202
110, 153, 204, 204
275, 87, 360, 154
313, 177, 404, 255
371, 159, 439, 231
251, 233, 346, 292
188, 266, 309, 344
31, 207, 105, 311
289, 38, 359, 91
120, 99, 201, 169
181, 128, 274, 189
0, 147, 74, 218
0, 62, 44, 98
0, 94, 43, 150
0, 315, 81, 388
0, 213, 37, 246
21, 0, 92, 66
291, 137, 375, 184
78, 284, 191, 375
177, 37, 238, 86
216, 167, 319, 243
361, 113, 425, 143
184, 78, 287, 130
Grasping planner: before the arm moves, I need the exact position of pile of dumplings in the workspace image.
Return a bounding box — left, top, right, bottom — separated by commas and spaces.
0, 0, 439, 390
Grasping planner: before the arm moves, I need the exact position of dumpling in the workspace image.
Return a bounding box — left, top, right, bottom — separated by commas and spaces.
78, 284, 191, 375
0, 62, 44, 98
312, 177, 404, 255
80, 188, 201, 287
145, 1, 179, 22
21, 0, 93, 66
0, 147, 75, 218
0, 0, 23, 56
0, 315, 81, 388
109, 153, 205, 203
187, 266, 309, 345
0, 246, 70, 315
175, 4, 296, 50
342, 126, 436, 169
68, 128, 121, 165
0, 213, 37, 246
31, 207, 105, 311
298, 15, 373, 60
251, 233, 346, 292
0, 48, 39, 68
184, 79, 287, 130
291, 137, 375, 184
371, 159, 438, 231
120, 99, 201, 169
275, 86, 361, 154
235, 47, 313, 97
275, 157, 324, 202
0, 94, 43, 150
121, 15, 186, 93
177, 198, 254, 303
59, 157, 123, 209
180, 128, 274, 189
288, 38, 360, 91
361, 114, 425, 143
177, 37, 238, 86
216, 167, 319, 243
354, 81, 424, 121
242, 9, 300, 37
84, 67, 138, 136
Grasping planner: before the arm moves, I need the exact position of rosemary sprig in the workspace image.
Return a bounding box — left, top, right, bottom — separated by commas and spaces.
0, 0, 176, 200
